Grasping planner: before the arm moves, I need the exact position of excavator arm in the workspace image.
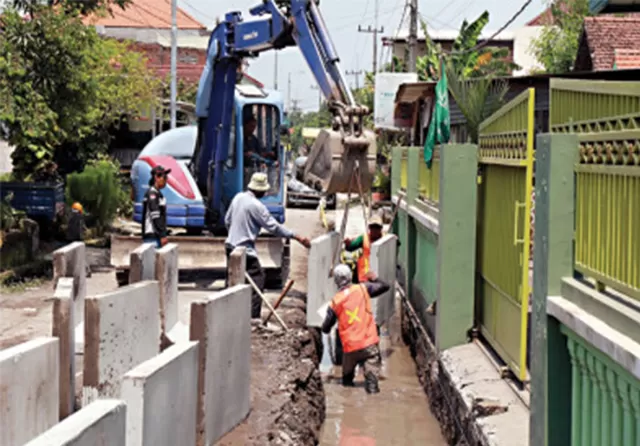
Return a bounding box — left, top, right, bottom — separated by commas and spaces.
193, 0, 377, 223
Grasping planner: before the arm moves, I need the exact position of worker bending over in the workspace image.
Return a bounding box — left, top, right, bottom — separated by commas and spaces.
142, 165, 170, 248
321, 264, 390, 394
225, 172, 310, 318
343, 213, 384, 283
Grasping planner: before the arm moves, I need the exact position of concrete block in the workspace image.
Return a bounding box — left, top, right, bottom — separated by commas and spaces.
227, 247, 246, 287
130, 243, 156, 283
122, 342, 199, 446
53, 242, 86, 352
307, 232, 340, 327
84, 281, 161, 401
155, 243, 181, 340
370, 234, 397, 325
0, 337, 60, 446
190, 285, 251, 446
52, 278, 76, 420
24, 400, 126, 446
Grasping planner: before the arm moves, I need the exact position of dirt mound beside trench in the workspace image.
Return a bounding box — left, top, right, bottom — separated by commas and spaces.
219, 296, 326, 446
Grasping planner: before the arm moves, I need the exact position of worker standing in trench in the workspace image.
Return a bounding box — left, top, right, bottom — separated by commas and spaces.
342, 213, 385, 284
321, 264, 390, 394
225, 172, 311, 318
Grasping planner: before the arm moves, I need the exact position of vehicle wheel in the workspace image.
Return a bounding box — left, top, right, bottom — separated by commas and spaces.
326, 194, 337, 210
265, 239, 290, 289
116, 270, 129, 287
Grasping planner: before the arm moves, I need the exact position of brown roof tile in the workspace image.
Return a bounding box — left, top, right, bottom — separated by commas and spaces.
85, 0, 205, 30
614, 49, 640, 70
582, 14, 640, 71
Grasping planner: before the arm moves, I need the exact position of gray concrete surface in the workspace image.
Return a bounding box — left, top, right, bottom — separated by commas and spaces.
370, 233, 397, 325
51, 278, 75, 420
24, 400, 126, 446
130, 243, 156, 283
0, 337, 60, 446
122, 342, 199, 446
83, 281, 161, 401
190, 285, 252, 446
306, 232, 339, 327
155, 244, 182, 342
441, 343, 530, 446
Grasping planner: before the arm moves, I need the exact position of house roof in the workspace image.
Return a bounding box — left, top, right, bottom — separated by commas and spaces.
526, 1, 574, 26
84, 0, 205, 29
577, 14, 640, 71
382, 27, 513, 43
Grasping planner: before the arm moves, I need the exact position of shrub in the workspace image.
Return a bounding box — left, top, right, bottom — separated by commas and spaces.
0, 193, 26, 231
66, 155, 126, 234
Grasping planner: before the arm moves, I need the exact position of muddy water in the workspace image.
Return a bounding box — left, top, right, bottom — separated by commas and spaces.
318, 313, 446, 445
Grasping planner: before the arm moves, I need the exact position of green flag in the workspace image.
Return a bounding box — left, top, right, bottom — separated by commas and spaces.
423, 61, 450, 168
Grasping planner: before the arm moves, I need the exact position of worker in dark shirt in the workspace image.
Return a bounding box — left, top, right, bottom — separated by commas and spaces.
66, 202, 91, 278
322, 264, 390, 394
243, 115, 278, 169
142, 165, 169, 248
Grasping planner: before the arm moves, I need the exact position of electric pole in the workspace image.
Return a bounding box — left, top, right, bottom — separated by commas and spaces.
287, 72, 292, 110
310, 85, 322, 110
357, 24, 384, 73
345, 70, 364, 90
170, 0, 177, 129
408, 0, 418, 72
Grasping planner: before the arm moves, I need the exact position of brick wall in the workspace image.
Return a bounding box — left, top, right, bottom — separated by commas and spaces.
126, 41, 206, 83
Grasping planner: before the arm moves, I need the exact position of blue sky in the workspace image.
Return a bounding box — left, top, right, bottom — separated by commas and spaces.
177, 0, 548, 111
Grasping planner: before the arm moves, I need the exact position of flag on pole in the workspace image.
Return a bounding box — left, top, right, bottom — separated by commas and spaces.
423, 61, 450, 168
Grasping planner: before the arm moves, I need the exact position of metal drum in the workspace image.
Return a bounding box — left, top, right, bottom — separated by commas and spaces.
302, 128, 377, 194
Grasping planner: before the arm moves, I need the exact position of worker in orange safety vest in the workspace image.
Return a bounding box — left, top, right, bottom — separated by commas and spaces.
342, 213, 384, 284
321, 264, 390, 394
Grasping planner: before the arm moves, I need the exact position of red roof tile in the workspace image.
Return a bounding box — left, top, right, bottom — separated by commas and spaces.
614, 49, 640, 70
85, 0, 205, 29
581, 14, 640, 71
526, 1, 572, 26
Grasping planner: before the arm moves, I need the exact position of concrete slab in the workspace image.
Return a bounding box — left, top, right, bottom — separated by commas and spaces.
369, 234, 397, 325
53, 242, 86, 352
52, 278, 76, 420
155, 243, 184, 343
0, 337, 60, 446
24, 400, 126, 446
122, 342, 199, 446
307, 232, 340, 327
83, 281, 161, 402
130, 243, 156, 283
441, 343, 530, 446
190, 285, 251, 446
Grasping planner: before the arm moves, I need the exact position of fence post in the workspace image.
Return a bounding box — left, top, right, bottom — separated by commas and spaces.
406, 147, 420, 206
435, 143, 478, 350
530, 133, 578, 446
391, 146, 404, 197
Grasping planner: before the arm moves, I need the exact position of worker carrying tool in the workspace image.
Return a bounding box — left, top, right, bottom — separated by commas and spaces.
142, 165, 170, 248
321, 264, 390, 394
225, 172, 310, 318
342, 213, 384, 283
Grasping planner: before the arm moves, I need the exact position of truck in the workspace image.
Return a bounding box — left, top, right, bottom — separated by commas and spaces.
111, 0, 377, 285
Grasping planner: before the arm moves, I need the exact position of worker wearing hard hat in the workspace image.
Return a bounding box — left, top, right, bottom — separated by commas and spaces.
342, 213, 385, 284
321, 264, 390, 394
66, 202, 91, 277
225, 172, 310, 318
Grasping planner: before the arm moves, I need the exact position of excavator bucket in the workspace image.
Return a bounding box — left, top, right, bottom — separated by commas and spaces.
302, 128, 377, 195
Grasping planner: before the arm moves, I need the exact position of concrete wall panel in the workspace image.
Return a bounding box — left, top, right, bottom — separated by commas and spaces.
84, 281, 161, 401
155, 243, 187, 344
24, 400, 126, 446
370, 234, 397, 325
307, 232, 340, 327
52, 278, 76, 420
0, 337, 59, 446
53, 242, 86, 353
122, 342, 199, 446
190, 285, 251, 445
129, 243, 156, 283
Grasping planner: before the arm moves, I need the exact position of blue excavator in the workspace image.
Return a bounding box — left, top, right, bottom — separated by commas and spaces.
113, 0, 377, 287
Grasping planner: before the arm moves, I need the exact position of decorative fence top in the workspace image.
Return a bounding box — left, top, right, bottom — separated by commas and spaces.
478, 89, 535, 164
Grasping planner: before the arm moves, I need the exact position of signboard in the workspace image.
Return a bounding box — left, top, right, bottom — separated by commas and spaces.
374, 72, 418, 130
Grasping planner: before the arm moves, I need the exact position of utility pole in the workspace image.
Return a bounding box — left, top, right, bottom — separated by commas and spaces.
358, 0, 383, 73
274, 52, 278, 89
287, 72, 292, 110
345, 70, 364, 90
408, 0, 418, 72
170, 0, 177, 129
309, 85, 322, 110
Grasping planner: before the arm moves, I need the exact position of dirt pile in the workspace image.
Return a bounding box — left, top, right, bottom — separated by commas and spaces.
218, 296, 325, 446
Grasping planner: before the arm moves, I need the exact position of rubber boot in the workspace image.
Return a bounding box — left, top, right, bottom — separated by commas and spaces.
342, 372, 355, 387
364, 373, 380, 394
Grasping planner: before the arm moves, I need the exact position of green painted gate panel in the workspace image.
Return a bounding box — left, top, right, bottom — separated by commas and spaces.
415, 224, 438, 306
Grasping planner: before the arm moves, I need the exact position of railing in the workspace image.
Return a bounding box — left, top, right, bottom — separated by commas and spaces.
550, 78, 640, 301
418, 148, 440, 205
563, 326, 640, 446
477, 88, 535, 382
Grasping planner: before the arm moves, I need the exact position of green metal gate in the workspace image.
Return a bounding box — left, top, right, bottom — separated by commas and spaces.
477, 88, 535, 382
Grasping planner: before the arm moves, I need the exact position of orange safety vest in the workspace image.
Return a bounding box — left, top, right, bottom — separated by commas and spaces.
356, 232, 371, 283
330, 284, 379, 353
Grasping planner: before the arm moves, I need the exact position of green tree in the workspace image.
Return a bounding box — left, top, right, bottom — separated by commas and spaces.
0, 2, 159, 179
530, 0, 590, 73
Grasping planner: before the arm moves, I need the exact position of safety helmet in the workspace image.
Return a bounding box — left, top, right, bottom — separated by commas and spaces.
71, 202, 83, 213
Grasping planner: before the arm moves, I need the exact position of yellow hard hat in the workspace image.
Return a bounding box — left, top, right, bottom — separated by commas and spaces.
71, 202, 83, 213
